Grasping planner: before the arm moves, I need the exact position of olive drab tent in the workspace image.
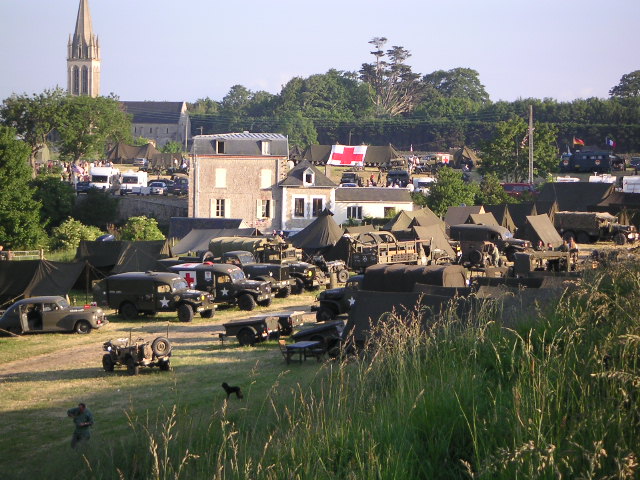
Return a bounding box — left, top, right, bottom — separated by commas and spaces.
0, 260, 86, 307
444, 206, 485, 228
483, 205, 517, 233
75, 240, 171, 274
289, 209, 343, 251
382, 206, 443, 232
508, 202, 538, 235
520, 214, 563, 248
105, 142, 160, 164
411, 225, 456, 259
467, 213, 500, 228
453, 146, 481, 168
537, 182, 615, 212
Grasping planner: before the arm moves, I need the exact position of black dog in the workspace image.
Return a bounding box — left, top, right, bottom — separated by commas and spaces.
221, 382, 243, 399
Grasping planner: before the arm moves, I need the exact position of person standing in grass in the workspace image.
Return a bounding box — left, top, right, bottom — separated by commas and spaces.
67, 402, 93, 449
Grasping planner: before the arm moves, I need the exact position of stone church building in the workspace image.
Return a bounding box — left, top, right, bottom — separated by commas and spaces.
67, 0, 100, 97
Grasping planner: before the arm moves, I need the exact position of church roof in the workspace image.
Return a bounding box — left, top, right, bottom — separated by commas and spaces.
122, 101, 186, 124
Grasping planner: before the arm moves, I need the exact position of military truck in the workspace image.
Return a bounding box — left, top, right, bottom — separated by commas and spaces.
449, 224, 531, 265
208, 237, 327, 291
553, 211, 639, 245
340, 171, 363, 186
168, 262, 273, 310
314, 275, 363, 321
92, 271, 216, 322
348, 231, 426, 272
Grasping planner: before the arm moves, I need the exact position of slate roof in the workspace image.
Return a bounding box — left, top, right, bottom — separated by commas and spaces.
335, 187, 413, 203
122, 101, 185, 124
280, 159, 336, 187
192, 133, 288, 156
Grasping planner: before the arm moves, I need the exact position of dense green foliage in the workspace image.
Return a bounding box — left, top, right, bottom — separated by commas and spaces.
475, 171, 515, 205
50, 217, 103, 251
119, 216, 165, 241
31, 177, 76, 232
426, 166, 479, 216
72, 189, 119, 229
0, 127, 45, 249
161, 141, 184, 153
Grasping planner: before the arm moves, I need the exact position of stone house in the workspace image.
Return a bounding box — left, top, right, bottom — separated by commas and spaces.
277, 160, 336, 231
189, 132, 289, 231
333, 187, 416, 225
122, 101, 191, 149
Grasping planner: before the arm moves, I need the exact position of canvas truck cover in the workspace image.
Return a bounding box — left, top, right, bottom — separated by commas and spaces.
208, 237, 281, 258
361, 264, 467, 292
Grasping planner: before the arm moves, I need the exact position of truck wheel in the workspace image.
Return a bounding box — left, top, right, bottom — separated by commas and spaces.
292, 278, 305, 295
151, 337, 172, 357
74, 320, 91, 334
200, 309, 215, 318
257, 297, 272, 307
337, 269, 350, 283
316, 306, 336, 322
159, 359, 171, 371
120, 302, 138, 320
614, 232, 627, 245
562, 231, 576, 243
576, 232, 591, 244
126, 357, 139, 376
469, 250, 483, 265
276, 285, 291, 298
102, 354, 115, 372
177, 304, 194, 322
237, 328, 256, 346
238, 294, 256, 311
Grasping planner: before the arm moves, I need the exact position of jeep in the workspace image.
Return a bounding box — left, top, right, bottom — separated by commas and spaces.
92, 271, 216, 322
449, 224, 531, 265
102, 335, 171, 375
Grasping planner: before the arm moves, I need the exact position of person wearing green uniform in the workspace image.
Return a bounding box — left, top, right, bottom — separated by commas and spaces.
67, 402, 94, 449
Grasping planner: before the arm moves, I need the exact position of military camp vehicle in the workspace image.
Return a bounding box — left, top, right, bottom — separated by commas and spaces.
449, 224, 531, 265
558, 150, 624, 173
340, 171, 363, 186
168, 262, 273, 310
291, 320, 345, 357
0, 296, 108, 335
348, 231, 426, 272
314, 275, 363, 321
223, 311, 305, 346
92, 271, 216, 322
311, 256, 350, 283
553, 211, 639, 245
385, 169, 410, 187
215, 251, 296, 297
102, 335, 171, 375
208, 236, 327, 291
513, 251, 572, 275
167, 174, 188, 195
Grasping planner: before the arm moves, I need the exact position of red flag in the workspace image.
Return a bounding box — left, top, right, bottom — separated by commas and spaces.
573, 137, 585, 146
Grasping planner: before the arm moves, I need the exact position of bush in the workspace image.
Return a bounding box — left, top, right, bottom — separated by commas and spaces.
72, 189, 119, 228
120, 216, 165, 241
50, 218, 103, 251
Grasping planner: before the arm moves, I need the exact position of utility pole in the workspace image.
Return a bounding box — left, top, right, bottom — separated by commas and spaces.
528, 104, 534, 184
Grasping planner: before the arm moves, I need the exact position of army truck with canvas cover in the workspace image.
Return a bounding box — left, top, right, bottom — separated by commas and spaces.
208, 236, 327, 291
92, 271, 216, 322
168, 263, 273, 310
553, 211, 639, 245
449, 224, 531, 266
348, 231, 426, 272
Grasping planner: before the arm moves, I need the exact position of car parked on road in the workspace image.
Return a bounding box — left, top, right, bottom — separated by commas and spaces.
0, 296, 108, 335
75, 181, 92, 194
148, 181, 167, 195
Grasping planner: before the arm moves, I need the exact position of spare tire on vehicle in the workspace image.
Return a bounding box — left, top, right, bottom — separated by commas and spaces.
151, 337, 172, 357
468, 249, 483, 265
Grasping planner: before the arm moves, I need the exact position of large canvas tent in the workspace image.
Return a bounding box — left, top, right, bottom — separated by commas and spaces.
467, 212, 500, 227
169, 217, 248, 241
444, 206, 485, 228
76, 240, 171, 274
0, 260, 86, 307
537, 182, 615, 212
520, 214, 563, 248
382, 206, 443, 231
106, 142, 160, 164
412, 225, 456, 258
483, 205, 517, 233
289, 209, 343, 251
508, 202, 537, 233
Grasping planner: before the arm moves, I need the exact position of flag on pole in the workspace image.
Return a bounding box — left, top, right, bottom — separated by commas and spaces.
72, 163, 84, 175
520, 133, 529, 148
573, 137, 585, 146
606, 137, 617, 149
327, 145, 367, 166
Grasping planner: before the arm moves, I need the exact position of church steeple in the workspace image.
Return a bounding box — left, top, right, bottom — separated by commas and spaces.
67, 0, 101, 97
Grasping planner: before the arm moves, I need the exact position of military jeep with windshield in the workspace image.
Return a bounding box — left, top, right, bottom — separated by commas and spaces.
102, 336, 171, 375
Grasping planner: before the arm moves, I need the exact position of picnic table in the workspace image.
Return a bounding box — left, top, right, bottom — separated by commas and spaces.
279, 340, 323, 364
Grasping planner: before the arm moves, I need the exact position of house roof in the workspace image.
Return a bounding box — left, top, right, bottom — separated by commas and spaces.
280, 159, 336, 187
335, 187, 413, 203
192, 132, 288, 156
121, 101, 186, 124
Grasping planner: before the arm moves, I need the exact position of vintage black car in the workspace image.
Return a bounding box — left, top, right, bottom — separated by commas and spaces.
92, 271, 216, 322
0, 296, 108, 335
168, 262, 273, 310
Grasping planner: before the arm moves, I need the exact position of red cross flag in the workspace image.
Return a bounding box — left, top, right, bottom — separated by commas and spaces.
327, 145, 367, 166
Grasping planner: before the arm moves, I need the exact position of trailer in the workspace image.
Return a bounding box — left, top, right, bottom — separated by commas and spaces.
119, 170, 148, 195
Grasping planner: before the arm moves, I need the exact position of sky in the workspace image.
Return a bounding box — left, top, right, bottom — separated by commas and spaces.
1, 0, 639, 103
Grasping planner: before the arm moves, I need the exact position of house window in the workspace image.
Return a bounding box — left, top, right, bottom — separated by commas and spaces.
215, 199, 226, 217
149, 128, 152, 134
258, 199, 271, 218
261, 140, 271, 155
260, 169, 272, 189
312, 198, 324, 217
215, 168, 226, 188
347, 206, 363, 219
216, 141, 225, 154
303, 168, 314, 186
294, 198, 305, 218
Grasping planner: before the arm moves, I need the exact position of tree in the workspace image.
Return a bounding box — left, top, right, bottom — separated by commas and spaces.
161, 141, 183, 153
0, 127, 46, 248
57, 95, 132, 163
609, 70, 640, 98
120, 216, 165, 241
72, 189, 119, 229
276, 110, 318, 150
0, 88, 66, 173
31, 177, 76, 232
475, 172, 514, 205
422, 68, 490, 104
50, 218, 103, 251
426, 167, 479, 217
481, 117, 559, 182
359, 37, 424, 116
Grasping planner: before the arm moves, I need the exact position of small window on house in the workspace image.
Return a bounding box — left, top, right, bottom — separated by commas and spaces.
261, 140, 271, 155
216, 141, 225, 154
167, 128, 169, 134
303, 168, 315, 186
215, 168, 226, 188
215, 199, 226, 217
149, 128, 152, 134
260, 169, 272, 189
312, 198, 323, 217
258, 199, 271, 218
347, 206, 363, 219
294, 198, 305, 218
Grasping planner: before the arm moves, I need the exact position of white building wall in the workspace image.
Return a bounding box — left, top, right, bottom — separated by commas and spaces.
334, 200, 415, 225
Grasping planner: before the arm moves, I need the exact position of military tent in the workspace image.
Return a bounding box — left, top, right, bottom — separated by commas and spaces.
0, 260, 86, 307
467, 212, 500, 227
412, 225, 455, 258
76, 240, 171, 274
520, 215, 563, 248
508, 202, 537, 233
483, 205, 517, 233
534, 200, 559, 222
289, 209, 343, 251
172, 228, 259, 256
382, 206, 443, 231
444, 206, 485, 228
343, 224, 378, 234
106, 142, 160, 164
537, 182, 615, 212
169, 217, 248, 241
453, 146, 481, 168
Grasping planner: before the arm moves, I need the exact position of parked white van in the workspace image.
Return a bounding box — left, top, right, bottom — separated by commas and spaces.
119, 170, 148, 195
89, 166, 120, 192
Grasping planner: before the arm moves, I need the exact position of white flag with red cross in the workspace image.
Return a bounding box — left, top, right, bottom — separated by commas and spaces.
327, 145, 367, 166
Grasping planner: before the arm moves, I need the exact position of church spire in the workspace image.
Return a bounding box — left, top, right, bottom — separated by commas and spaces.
67, 0, 100, 97
73, 0, 94, 47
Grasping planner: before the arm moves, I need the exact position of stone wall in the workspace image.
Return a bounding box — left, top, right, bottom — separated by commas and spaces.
76, 195, 187, 228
